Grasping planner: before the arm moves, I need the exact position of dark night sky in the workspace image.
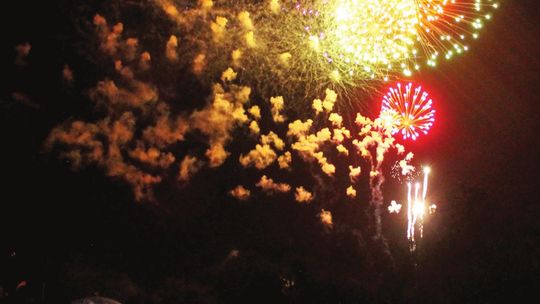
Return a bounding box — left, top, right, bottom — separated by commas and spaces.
0, 1, 539, 303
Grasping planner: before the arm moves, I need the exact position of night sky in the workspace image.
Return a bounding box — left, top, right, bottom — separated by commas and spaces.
1, 1, 539, 303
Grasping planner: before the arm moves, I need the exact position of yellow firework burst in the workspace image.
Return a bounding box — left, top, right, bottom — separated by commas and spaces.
307, 0, 499, 79
307, 0, 420, 80
154, 0, 498, 107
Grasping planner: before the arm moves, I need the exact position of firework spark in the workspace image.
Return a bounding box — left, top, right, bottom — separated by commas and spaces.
298, 0, 499, 82
312, 0, 419, 78
415, 0, 499, 67
380, 82, 435, 141
388, 200, 403, 213
152, 0, 498, 107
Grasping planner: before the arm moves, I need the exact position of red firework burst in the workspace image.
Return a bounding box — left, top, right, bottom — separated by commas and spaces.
380, 83, 435, 141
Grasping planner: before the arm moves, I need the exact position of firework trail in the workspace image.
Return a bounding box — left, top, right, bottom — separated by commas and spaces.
406, 166, 433, 250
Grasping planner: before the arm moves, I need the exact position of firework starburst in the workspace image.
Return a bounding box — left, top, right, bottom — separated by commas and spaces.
380, 82, 435, 141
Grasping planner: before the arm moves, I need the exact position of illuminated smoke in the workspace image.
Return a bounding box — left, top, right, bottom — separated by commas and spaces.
256, 175, 291, 194
295, 186, 314, 203
319, 209, 333, 228
229, 185, 251, 200
352, 112, 407, 239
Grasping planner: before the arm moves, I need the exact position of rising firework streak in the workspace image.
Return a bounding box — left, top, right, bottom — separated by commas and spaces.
407, 166, 434, 242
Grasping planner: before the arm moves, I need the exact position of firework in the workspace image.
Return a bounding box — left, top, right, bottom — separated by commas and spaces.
276, 0, 499, 87
406, 166, 434, 243
152, 0, 497, 108
305, 0, 420, 80
415, 0, 499, 67
380, 82, 435, 141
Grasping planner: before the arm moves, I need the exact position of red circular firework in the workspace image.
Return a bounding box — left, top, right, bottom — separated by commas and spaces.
380, 82, 435, 141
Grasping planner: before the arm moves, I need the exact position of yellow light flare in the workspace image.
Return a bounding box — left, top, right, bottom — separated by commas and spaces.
327, 0, 418, 65
308, 0, 421, 81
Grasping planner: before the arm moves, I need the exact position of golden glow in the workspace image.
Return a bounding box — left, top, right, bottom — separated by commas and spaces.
303, 0, 420, 82
329, 0, 418, 65
154, 0, 499, 103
